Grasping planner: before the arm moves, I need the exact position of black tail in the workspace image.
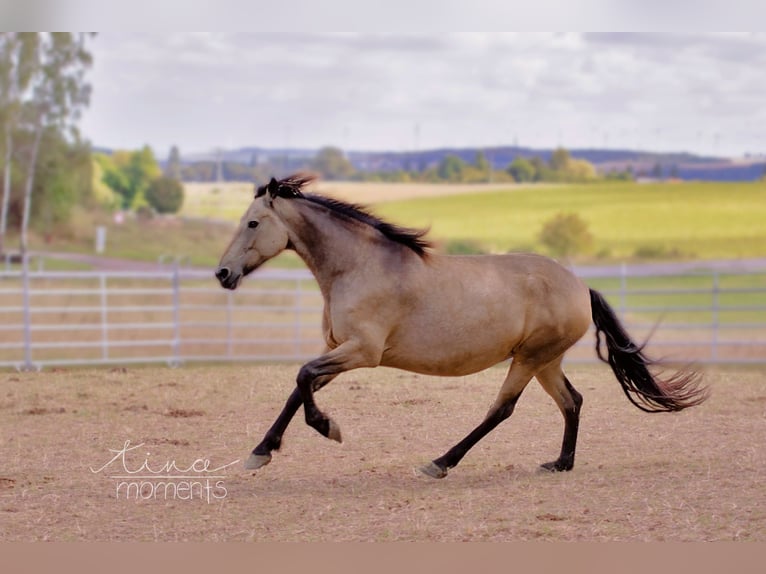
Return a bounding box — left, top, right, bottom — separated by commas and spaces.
589, 288, 708, 413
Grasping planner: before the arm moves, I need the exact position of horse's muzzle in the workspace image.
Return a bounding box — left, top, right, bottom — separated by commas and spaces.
215, 266, 239, 290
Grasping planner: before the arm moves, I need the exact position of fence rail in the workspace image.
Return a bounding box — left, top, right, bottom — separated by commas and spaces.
1, 256, 764, 370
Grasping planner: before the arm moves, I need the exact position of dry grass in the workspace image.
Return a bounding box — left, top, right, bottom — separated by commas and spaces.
0, 363, 764, 541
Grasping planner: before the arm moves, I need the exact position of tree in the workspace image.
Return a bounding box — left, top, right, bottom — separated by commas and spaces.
99, 146, 161, 209
145, 176, 184, 214
566, 159, 598, 182
538, 212, 593, 259
0, 33, 38, 254
125, 145, 161, 207
311, 146, 354, 180
529, 157, 548, 181
1, 36, 92, 244
96, 152, 130, 206
17, 33, 93, 254
33, 129, 92, 232
91, 154, 119, 208
437, 154, 466, 182
549, 147, 571, 172
474, 151, 490, 174
507, 156, 536, 182
165, 145, 182, 181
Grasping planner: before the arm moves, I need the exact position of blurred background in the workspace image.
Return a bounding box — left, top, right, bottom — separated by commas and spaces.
3, 33, 766, 260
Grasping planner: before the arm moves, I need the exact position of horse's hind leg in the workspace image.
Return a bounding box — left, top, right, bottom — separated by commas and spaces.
536, 360, 583, 472
421, 361, 534, 479
245, 374, 338, 471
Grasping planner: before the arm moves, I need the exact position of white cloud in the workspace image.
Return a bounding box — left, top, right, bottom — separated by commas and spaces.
79, 32, 766, 158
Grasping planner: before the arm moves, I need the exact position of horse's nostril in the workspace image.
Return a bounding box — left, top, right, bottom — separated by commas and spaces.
215, 267, 230, 281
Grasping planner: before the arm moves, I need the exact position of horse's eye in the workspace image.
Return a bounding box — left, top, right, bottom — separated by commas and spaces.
248, 221, 259, 229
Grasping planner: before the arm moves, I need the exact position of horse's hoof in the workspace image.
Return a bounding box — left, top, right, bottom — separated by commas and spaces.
244, 452, 272, 471
327, 419, 343, 443
539, 461, 571, 473
420, 461, 448, 479
539, 462, 557, 473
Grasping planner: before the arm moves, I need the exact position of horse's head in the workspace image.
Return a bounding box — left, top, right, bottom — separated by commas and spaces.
215, 177, 296, 290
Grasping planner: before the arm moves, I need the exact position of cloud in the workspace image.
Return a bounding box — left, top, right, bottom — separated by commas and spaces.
79, 32, 766, 157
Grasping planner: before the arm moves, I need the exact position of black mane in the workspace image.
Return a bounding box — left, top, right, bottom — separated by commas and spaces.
305, 194, 433, 257
256, 174, 432, 258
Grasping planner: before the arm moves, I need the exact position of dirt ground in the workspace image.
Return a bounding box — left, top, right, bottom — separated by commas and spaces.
0, 363, 764, 541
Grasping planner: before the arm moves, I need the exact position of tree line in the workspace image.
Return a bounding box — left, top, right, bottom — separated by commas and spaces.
176, 145, 620, 185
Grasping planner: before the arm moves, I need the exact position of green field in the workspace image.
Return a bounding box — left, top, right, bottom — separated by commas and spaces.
371, 181, 766, 260
182, 180, 766, 262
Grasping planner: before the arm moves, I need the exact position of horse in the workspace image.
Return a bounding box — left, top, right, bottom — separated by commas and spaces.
215, 174, 708, 478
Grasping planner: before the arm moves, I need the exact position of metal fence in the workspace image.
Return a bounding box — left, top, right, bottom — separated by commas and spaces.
0, 259, 325, 370
1, 257, 764, 370
582, 266, 766, 364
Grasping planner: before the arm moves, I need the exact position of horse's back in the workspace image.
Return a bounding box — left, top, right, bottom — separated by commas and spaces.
432, 252, 589, 310
379, 252, 592, 375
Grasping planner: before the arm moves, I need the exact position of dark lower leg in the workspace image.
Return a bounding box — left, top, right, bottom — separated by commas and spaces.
431, 396, 520, 473
541, 376, 583, 472
252, 387, 302, 456
252, 376, 337, 457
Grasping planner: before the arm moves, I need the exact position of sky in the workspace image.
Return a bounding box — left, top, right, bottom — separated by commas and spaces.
78, 32, 766, 160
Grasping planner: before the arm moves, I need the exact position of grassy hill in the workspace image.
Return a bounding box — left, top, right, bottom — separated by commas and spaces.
372, 181, 766, 260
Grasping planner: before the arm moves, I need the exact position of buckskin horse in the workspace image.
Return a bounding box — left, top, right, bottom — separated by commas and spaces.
215, 174, 707, 478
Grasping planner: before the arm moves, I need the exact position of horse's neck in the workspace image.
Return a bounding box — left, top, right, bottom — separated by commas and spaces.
280, 202, 376, 288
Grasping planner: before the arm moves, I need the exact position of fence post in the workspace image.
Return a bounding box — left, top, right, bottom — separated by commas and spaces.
100, 273, 109, 360
21, 252, 33, 371
711, 270, 720, 362
171, 261, 181, 366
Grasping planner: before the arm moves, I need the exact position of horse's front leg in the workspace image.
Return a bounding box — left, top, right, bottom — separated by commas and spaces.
297, 339, 382, 442
245, 374, 337, 471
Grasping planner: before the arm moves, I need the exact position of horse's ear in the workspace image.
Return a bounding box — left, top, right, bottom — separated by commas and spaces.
267, 177, 280, 198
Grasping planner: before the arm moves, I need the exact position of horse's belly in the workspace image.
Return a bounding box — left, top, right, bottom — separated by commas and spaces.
380, 331, 515, 376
